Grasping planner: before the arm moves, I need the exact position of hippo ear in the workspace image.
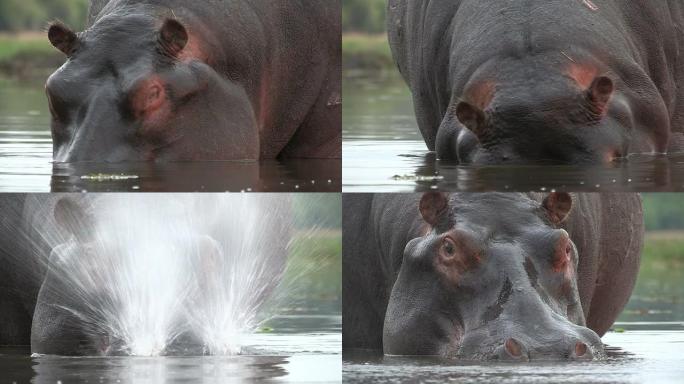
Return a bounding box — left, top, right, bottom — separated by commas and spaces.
587, 76, 614, 117
419, 192, 449, 227
54, 198, 94, 242
158, 19, 188, 58
542, 192, 573, 225
47, 22, 78, 56
455, 101, 486, 137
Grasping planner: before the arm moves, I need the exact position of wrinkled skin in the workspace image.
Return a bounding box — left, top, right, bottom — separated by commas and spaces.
0, 195, 48, 347
343, 193, 643, 360
46, 0, 341, 162
388, 0, 684, 164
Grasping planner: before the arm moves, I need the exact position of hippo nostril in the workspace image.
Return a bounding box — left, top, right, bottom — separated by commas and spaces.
504, 338, 523, 358
575, 342, 588, 357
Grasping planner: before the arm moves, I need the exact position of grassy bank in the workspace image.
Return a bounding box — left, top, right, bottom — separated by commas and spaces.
643, 231, 684, 263
0, 33, 62, 79
280, 230, 342, 313
342, 33, 394, 71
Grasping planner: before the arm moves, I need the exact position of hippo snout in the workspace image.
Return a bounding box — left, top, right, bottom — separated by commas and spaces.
457, 324, 605, 361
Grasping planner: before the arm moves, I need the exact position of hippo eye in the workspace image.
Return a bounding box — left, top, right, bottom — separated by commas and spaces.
553, 237, 573, 273
441, 237, 457, 257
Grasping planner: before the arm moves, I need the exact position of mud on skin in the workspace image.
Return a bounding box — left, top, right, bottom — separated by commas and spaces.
46, 0, 341, 163
342, 192, 644, 361
387, 0, 684, 164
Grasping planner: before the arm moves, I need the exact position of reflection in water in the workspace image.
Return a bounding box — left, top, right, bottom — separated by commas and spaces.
344, 329, 684, 384
49, 160, 341, 193
343, 72, 684, 192
0, 79, 341, 192
343, 238, 684, 383
0, 315, 342, 383
343, 140, 684, 192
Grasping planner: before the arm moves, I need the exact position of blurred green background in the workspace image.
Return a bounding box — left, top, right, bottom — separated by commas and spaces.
0, 0, 88, 32
0, 0, 87, 79
342, 0, 393, 71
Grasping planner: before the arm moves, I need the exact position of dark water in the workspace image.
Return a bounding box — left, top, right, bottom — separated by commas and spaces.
344, 245, 684, 383
0, 315, 341, 383
343, 70, 684, 192
0, 78, 341, 192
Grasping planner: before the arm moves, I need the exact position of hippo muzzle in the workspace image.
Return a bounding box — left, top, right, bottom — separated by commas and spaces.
382, 192, 607, 361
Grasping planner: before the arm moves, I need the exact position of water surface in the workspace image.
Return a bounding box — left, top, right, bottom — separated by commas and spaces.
343, 243, 684, 383
0, 314, 341, 383
343, 70, 684, 192
0, 78, 341, 192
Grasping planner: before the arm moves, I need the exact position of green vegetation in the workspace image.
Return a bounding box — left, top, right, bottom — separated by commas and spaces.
643, 232, 684, 262
293, 194, 341, 229
343, 33, 394, 71
642, 194, 684, 231
342, 0, 394, 71
0, 0, 89, 32
0, 0, 85, 78
342, 0, 386, 34
0, 34, 62, 79
282, 230, 342, 313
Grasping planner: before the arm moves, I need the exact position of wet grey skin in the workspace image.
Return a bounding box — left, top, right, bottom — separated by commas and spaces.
342, 193, 644, 361
387, 0, 684, 164
45, 0, 341, 162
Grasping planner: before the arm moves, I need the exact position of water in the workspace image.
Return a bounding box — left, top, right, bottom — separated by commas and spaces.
0, 194, 342, 381
343, 70, 684, 192
0, 315, 342, 383
343, 237, 684, 383
0, 78, 341, 192
22, 194, 322, 357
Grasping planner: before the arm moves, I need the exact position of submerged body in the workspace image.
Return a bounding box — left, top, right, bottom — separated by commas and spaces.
387, 0, 684, 164
46, 0, 341, 162
343, 192, 643, 360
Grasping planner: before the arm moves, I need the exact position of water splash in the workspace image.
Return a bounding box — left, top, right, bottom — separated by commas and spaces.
26, 194, 292, 356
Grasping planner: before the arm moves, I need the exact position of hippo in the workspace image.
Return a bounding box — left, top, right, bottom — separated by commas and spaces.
342, 192, 643, 360
1, 194, 289, 356
45, 0, 341, 162
387, 0, 684, 164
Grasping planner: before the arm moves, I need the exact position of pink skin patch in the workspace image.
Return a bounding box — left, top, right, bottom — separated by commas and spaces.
131, 76, 172, 136
552, 235, 572, 274
178, 33, 209, 63
464, 80, 496, 110
566, 63, 599, 89
434, 231, 482, 286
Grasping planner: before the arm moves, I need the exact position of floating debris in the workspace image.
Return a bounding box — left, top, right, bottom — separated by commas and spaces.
391, 174, 445, 182
80, 173, 140, 182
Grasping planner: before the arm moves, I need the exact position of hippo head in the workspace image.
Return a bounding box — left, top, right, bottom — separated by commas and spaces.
383, 192, 604, 361
31, 197, 210, 356
437, 62, 647, 164
45, 13, 258, 162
